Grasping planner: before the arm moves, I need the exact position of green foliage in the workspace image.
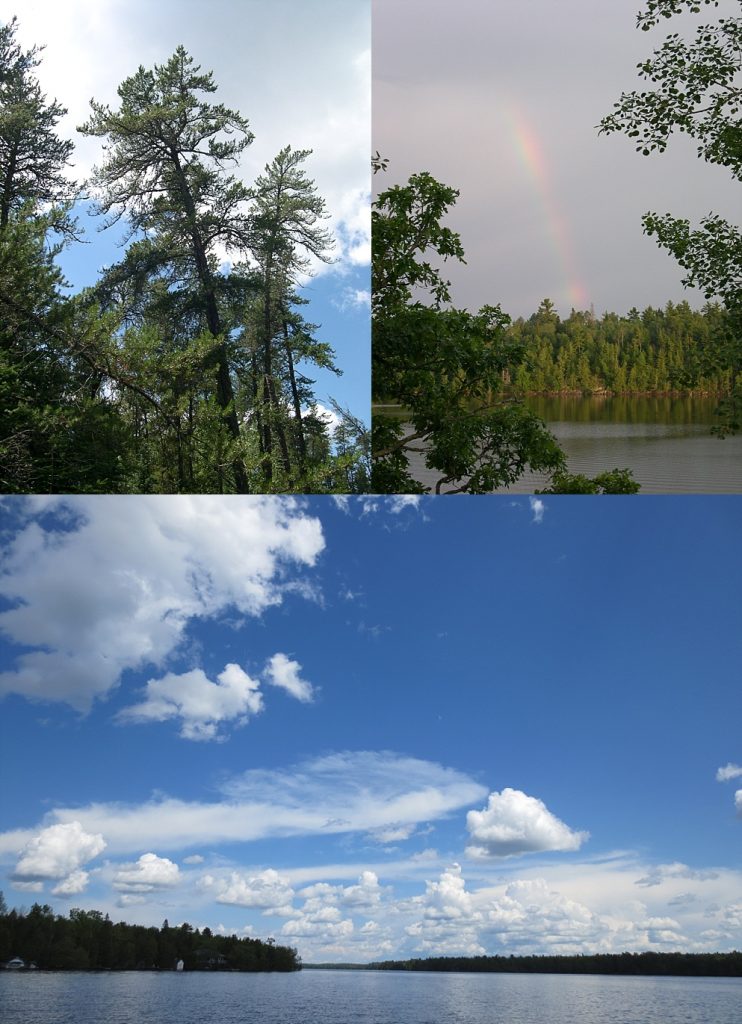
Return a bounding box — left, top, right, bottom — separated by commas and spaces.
0, 901, 300, 972
538, 468, 641, 495
372, 167, 565, 493
0, 208, 130, 492
0, 18, 77, 232
600, 0, 741, 435
507, 299, 732, 396
0, 25, 365, 493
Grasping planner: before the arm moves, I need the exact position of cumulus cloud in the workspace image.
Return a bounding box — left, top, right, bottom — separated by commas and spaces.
113, 853, 180, 893
0, 497, 324, 709
13, 821, 106, 882
0, 752, 486, 858
529, 497, 545, 524
278, 873, 385, 945
401, 865, 485, 956
117, 663, 264, 741
298, 871, 385, 912
51, 870, 90, 897
263, 653, 315, 703
716, 763, 742, 782
202, 869, 294, 913
466, 789, 588, 858
480, 877, 605, 954
418, 863, 478, 922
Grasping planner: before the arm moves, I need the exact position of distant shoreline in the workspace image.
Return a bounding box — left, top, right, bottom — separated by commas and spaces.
364, 952, 742, 978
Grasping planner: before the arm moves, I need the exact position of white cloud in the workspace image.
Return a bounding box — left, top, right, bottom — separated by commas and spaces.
298, 871, 385, 913
183, 854, 204, 865
388, 496, 422, 513
0, 752, 486, 858
401, 864, 485, 956
202, 869, 294, 913
736, 790, 742, 818
116, 894, 146, 908
277, 873, 384, 946
5, 2, 369, 279
635, 863, 719, 888
716, 763, 742, 782
117, 663, 264, 741
358, 496, 423, 517
113, 853, 180, 893
333, 287, 371, 312
51, 870, 90, 897
0, 497, 324, 709
13, 821, 106, 881
263, 653, 314, 703
281, 913, 354, 940
529, 497, 545, 524
12, 880, 44, 893
368, 823, 418, 844
306, 403, 343, 436
417, 863, 478, 922
466, 789, 588, 858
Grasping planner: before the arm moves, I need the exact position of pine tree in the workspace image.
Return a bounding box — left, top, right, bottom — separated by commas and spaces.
79, 46, 255, 491
247, 146, 335, 487
0, 18, 77, 230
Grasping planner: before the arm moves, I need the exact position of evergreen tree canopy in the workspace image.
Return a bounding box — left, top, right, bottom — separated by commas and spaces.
600, 0, 741, 435
0, 17, 77, 231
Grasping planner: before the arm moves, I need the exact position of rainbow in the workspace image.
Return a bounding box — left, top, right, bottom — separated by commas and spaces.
503, 101, 589, 311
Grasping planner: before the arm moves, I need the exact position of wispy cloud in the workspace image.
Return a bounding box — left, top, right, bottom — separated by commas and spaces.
0, 752, 487, 859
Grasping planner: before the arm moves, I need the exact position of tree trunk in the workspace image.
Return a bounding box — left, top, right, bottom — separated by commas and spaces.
169, 153, 248, 493
282, 315, 308, 474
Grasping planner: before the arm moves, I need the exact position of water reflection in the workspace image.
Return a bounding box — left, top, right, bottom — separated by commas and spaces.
375, 398, 742, 494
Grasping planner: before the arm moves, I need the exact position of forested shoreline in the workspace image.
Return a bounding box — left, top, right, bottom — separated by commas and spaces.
0, 18, 369, 494
506, 299, 732, 397
368, 952, 742, 978
0, 900, 300, 972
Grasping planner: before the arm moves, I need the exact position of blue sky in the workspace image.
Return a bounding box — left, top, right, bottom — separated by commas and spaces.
55, 206, 370, 426
0, 496, 740, 962
2, 0, 370, 424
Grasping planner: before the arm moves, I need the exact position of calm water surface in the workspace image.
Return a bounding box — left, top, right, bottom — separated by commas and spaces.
378, 397, 742, 493
2, 970, 741, 1024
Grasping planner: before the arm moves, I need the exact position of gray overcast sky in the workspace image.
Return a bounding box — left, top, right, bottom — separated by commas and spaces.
374, 0, 740, 319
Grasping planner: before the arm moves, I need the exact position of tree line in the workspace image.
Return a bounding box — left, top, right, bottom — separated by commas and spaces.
368, 951, 742, 977
508, 299, 732, 397
0, 18, 369, 494
0, 898, 300, 971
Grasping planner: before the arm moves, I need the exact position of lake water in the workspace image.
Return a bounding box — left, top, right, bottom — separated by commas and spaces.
378, 397, 742, 493
2, 969, 741, 1024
